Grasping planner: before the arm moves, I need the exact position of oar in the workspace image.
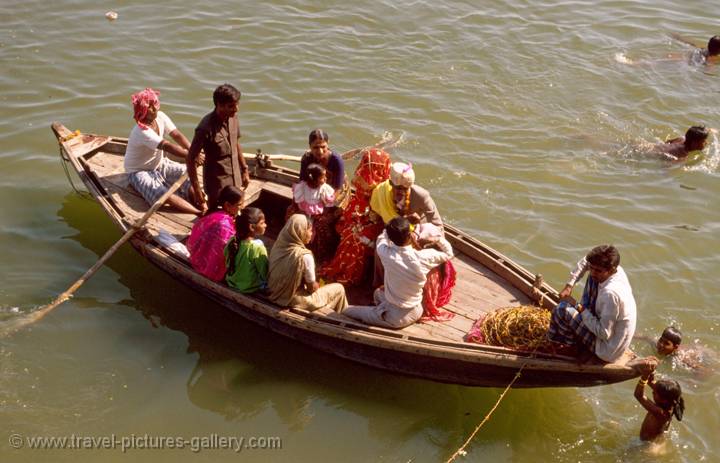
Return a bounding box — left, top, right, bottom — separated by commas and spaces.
1, 172, 190, 338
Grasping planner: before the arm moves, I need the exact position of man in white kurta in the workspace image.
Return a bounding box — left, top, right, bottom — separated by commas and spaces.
548, 245, 637, 363
344, 217, 453, 329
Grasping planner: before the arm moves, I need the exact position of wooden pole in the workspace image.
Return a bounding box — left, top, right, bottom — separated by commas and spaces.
245, 133, 405, 164
2, 172, 190, 336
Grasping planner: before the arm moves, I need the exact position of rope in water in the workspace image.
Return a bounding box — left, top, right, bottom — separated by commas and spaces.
444, 365, 526, 463
58, 131, 92, 199
445, 304, 550, 462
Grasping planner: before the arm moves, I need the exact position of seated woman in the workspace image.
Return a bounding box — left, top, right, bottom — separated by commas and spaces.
369, 162, 455, 322
320, 148, 391, 285
225, 207, 268, 293
267, 214, 348, 312
187, 185, 243, 281
296, 129, 347, 265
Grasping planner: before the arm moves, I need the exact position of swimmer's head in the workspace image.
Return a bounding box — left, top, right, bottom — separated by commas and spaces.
684, 126, 709, 151
707, 35, 720, 56
657, 326, 682, 356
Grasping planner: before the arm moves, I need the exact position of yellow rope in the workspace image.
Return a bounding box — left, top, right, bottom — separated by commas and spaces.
59, 129, 81, 144
444, 366, 526, 463
444, 304, 551, 461
481, 305, 552, 351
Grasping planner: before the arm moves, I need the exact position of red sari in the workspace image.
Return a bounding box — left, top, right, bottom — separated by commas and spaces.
420, 261, 456, 322
320, 149, 391, 285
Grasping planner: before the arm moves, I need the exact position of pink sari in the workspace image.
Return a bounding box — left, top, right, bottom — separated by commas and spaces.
187, 211, 236, 282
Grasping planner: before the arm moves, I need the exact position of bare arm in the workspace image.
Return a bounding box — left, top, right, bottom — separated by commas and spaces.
158, 139, 188, 158
669, 32, 703, 48
238, 150, 249, 188
559, 257, 588, 299
186, 132, 206, 208
169, 128, 191, 150
634, 374, 669, 419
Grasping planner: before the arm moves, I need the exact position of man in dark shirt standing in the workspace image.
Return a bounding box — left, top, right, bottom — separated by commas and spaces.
187, 84, 250, 213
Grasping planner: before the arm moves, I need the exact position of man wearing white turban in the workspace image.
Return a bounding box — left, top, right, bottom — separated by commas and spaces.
369, 162, 443, 231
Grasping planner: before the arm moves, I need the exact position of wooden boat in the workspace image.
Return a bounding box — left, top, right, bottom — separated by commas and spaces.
51, 122, 640, 388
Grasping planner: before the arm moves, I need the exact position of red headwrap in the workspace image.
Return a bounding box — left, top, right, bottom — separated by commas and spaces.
131, 88, 160, 129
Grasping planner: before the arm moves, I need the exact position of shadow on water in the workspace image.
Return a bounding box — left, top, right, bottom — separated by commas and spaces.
52, 192, 596, 456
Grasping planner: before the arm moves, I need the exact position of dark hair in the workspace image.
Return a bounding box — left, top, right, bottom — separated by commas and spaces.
306, 163, 326, 186
708, 35, 720, 56
661, 326, 682, 346
586, 245, 620, 271
386, 216, 411, 246
216, 185, 244, 210
308, 129, 329, 145
685, 126, 709, 145
213, 84, 241, 106
654, 379, 685, 421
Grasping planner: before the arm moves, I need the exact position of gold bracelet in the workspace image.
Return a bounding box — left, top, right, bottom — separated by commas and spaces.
639, 378, 648, 385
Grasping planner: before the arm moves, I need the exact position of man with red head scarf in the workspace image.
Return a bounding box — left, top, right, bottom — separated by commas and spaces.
124, 88, 202, 214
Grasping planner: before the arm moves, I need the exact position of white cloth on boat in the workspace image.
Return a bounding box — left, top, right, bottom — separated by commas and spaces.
345, 287, 423, 329
154, 229, 190, 259
124, 110, 176, 173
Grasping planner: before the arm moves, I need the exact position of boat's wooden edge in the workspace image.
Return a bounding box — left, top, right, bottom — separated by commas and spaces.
136, 237, 637, 380
51, 122, 640, 386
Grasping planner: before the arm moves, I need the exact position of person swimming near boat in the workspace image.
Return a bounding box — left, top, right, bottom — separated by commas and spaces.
636, 326, 716, 375
634, 359, 685, 442
670, 33, 720, 66
617, 34, 719, 66
648, 126, 710, 161
548, 245, 637, 363
124, 88, 204, 214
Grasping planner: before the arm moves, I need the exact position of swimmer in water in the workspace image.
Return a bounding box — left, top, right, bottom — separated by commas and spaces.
670, 34, 720, 65
616, 34, 719, 67
648, 126, 709, 161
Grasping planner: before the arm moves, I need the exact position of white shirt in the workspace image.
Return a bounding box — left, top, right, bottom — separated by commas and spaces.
579, 266, 637, 362
293, 182, 335, 216
124, 111, 176, 173
302, 253, 316, 284
376, 230, 453, 308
